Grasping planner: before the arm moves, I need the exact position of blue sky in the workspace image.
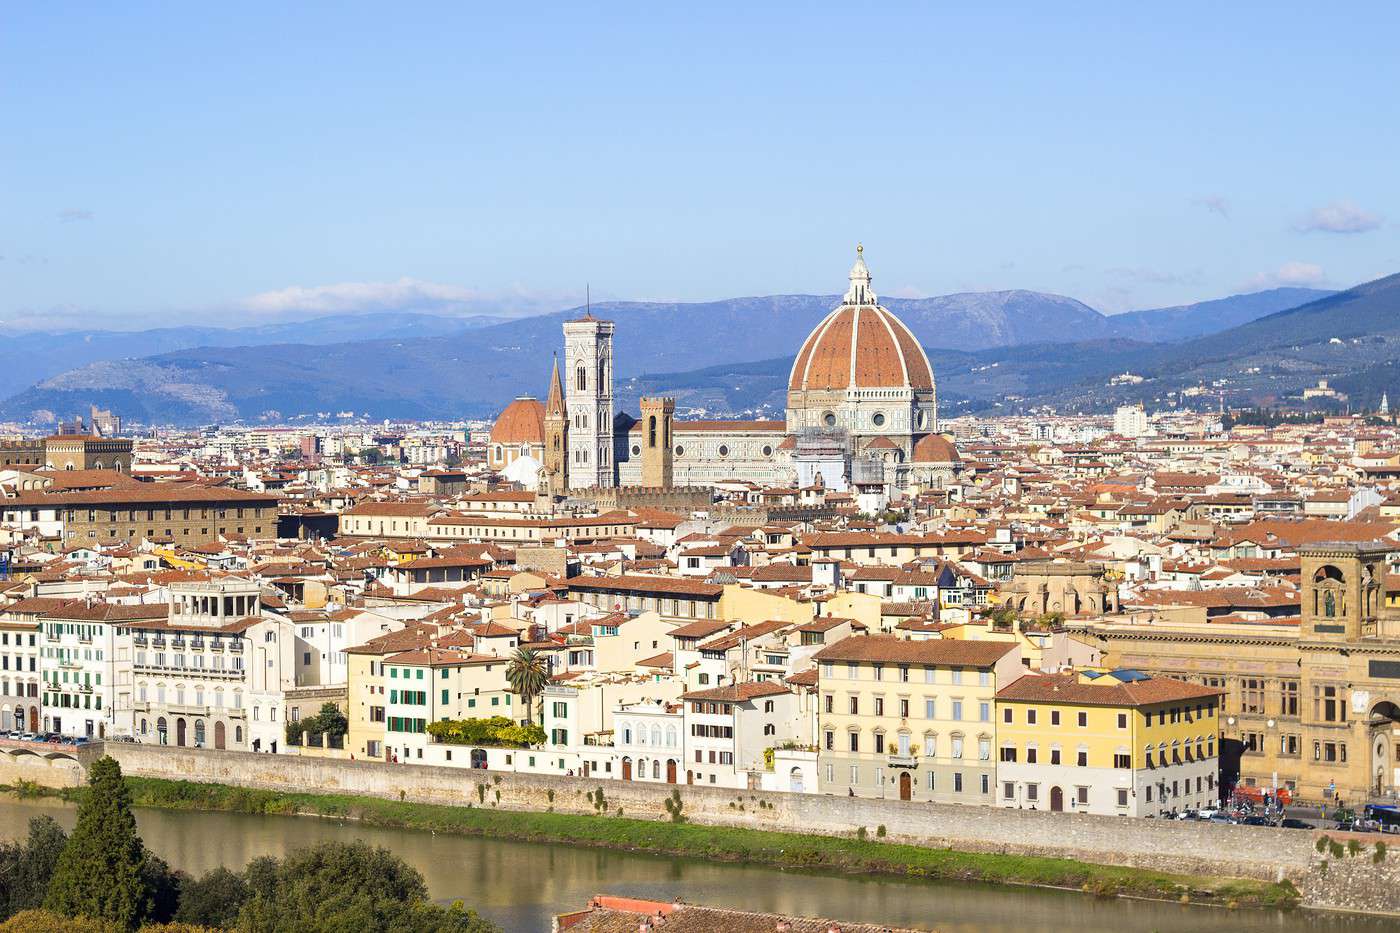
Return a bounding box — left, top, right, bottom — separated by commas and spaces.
3, 3, 1397, 330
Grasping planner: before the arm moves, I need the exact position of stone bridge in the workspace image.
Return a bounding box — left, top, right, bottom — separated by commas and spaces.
0, 738, 106, 789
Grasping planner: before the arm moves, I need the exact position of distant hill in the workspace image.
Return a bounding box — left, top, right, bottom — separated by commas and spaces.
1104, 288, 1332, 342
0, 312, 504, 400
0, 283, 1347, 425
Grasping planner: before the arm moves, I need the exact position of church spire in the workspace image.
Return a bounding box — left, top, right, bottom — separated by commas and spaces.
544, 352, 565, 418
844, 243, 876, 306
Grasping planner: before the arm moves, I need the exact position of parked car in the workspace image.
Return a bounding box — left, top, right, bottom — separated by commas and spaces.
1240, 815, 1275, 827
1279, 818, 1312, 829
1208, 813, 1236, 824
18, 732, 38, 742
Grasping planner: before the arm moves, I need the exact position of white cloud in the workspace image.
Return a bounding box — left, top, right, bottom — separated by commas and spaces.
57, 208, 93, 223
240, 278, 580, 318
1244, 261, 1326, 290
1193, 195, 1230, 220
1294, 201, 1383, 234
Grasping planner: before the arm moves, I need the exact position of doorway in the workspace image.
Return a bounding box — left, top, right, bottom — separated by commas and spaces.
176, 718, 187, 747
622, 758, 632, 781
1051, 786, 1064, 812
215, 721, 226, 750
667, 759, 677, 784
899, 771, 912, 801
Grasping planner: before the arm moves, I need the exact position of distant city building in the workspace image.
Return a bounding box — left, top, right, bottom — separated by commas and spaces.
1113, 404, 1151, 439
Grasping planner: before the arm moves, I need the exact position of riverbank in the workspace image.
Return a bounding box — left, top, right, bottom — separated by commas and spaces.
7, 777, 1298, 911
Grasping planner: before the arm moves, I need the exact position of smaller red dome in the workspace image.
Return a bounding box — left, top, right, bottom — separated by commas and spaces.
491, 397, 545, 446
912, 433, 960, 464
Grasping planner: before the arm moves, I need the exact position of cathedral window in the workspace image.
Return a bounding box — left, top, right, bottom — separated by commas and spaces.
576, 365, 587, 391
873, 412, 886, 427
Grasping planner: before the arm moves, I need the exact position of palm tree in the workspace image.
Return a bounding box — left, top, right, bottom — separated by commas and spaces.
505, 647, 551, 725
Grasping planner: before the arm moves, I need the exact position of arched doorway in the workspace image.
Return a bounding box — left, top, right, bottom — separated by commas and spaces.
28, 707, 37, 732
156, 717, 168, 745
176, 718, 187, 747
667, 759, 677, 784
899, 771, 912, 801
194, 720, 206, 748
1050, 786, 1064, 812
214, 721, 226, 750
470, 748, 487, 769
622, 757, 632, 781
1370, 701, 1400, 794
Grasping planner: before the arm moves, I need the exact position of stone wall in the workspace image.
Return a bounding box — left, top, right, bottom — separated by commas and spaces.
102, 743, 1313, 884
1301, 833, 1400, 915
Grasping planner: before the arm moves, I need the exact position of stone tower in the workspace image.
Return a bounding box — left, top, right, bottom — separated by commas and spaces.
639, 396, 675, 488
1300, 542, 1389, 640
563, 312, 616, 488
541, 354, 568, 498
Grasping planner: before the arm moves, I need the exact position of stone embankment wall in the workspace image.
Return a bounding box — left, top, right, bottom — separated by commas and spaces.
103, 744, 1313, 884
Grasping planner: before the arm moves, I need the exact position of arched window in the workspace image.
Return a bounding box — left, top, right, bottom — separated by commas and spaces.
651, 725, 661, 746
576, 365, 587, 392
665, 725, 677, 747
950, 733, 964, 759
764, 700, 775, 713
622, 723, 632, 744
763, 723, 776, 736
235, 726, 243, 744
648, 415, 657, 447
598, 360, 607, 388
194, 720, 206, 746
652, 759, 660, 779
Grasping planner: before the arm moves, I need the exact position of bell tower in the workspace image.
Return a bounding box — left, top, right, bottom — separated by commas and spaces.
564, 311, 616, 488
1301, 542, 1389, 640
541, 355, 568, 498
639, 396, 675, 488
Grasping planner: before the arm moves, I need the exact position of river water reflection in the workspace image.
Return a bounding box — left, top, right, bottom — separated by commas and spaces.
1, 798, 1395, 932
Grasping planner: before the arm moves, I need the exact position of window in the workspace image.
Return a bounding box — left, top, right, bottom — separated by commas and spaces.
951, 700, 963, 721
1076, 748, 1088, 767
849, 733, 859, 753
1026, 783, 1038, 802
899, 698, 909, 718
1000, 745, 1017, 763
1315, 685, 1346, 723
1026, 709, 1037, 725
1113, 751, 1130, 769
1050, 747, 1061, 766
1050, 710, 1061, 726
1280, 680, 1299, 717
1242, 678, 1264, 714
849, 696, 859, 715
1003, 707, 1013, 724
874, 733, 885, 754
1117, 712, 1128, 729
954, 772, 963, 793
1076, 787, 1088, 805
874, 697, 884, 717
1004, 781, 1016, 800
925, 699, 936, 719
1117, 788, 1129, 807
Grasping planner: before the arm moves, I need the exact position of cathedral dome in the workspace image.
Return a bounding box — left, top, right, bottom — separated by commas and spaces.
491, 396, 545, 446
912, 432, 960, 464
788, 247, 935, 393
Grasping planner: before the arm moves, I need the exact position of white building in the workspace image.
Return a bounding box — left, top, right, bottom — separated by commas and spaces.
1113, 404, 1151, 439
681, 680, 806, 788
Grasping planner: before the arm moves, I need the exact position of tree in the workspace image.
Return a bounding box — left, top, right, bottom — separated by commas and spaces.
174, 867, 247, 929
505, 647, 550, 725
0, 817, 68, 918
44, 756, 150, 929
234, 841, 498, 932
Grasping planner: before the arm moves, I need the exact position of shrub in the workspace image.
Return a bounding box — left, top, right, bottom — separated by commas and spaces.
424, 717, 544, 748
1375, 841, 1389, 864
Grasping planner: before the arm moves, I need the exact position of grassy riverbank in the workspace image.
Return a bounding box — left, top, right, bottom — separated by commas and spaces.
11, 776, 1299, 910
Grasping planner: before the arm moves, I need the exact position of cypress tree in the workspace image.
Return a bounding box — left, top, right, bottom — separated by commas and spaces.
43, 756, 150, 929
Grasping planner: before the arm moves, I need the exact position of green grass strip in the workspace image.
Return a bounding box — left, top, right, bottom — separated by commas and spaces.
11, 777, 1300, 910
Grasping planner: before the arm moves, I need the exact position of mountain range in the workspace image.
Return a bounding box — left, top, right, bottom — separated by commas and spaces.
0, 285, 1345, 425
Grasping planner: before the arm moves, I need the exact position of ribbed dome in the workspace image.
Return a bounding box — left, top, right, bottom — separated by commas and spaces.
912, 433, 960, 463
490, 396, 545, 445
789, 304, 935, 392
789, 248, 935, 393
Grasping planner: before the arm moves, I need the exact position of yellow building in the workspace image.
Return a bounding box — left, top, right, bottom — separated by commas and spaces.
346, 626, 434, 761
995, 669, 1222, 817
812, 635, 1023, 804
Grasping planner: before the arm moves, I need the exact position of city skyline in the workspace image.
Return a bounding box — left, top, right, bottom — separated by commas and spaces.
4, 3, 1398, 330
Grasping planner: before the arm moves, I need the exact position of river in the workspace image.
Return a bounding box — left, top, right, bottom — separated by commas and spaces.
1, 798, 1395, 932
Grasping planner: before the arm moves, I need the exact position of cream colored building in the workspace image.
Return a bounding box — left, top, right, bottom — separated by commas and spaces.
813, 635, 1023, 803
